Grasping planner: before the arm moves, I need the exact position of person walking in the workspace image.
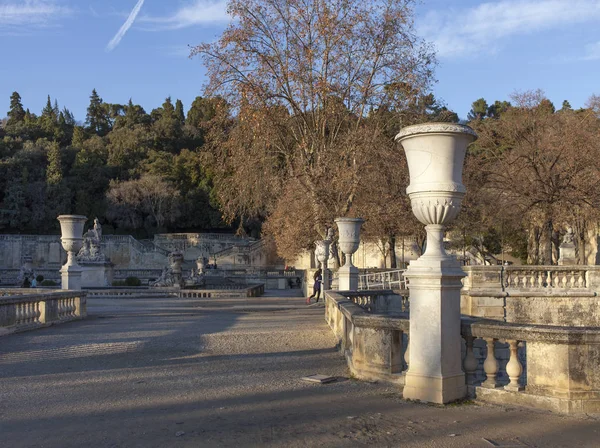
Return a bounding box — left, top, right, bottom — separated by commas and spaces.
306, 268, 322, 304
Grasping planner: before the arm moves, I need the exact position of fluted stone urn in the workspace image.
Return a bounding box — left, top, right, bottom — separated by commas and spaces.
335, 218, 364, 291
315, 239, 331, 291
58, 215, 87, 290
395, 123, 477, 404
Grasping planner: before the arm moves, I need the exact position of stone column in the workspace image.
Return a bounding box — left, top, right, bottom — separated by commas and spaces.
58, 215, 87, 291
335, 218, 364, 291
395, 123, 477, 404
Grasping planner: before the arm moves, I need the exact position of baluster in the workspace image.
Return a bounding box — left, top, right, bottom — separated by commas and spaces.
553, 272, 560, 288
536, 271, 544, 288
545, 270, 551, 288
26, 302, 33, 323
579, 271, 586, 288
15, 303, 23, 324
504, 340, 524, 391
463, 336, 478, 385
529, 271, 536, 288
561, 273, 568, 289
403, 336, 410, 370
34, 302, 41, 323
482, 338, 499, 388
511, 272, 519, 288
569, 271, 576, 289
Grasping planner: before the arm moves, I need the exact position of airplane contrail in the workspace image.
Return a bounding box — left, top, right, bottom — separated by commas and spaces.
106, 0, 146, 51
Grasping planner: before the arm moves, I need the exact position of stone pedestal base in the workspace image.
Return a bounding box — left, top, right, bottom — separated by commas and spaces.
80, 261, 114, 287
403, 256, 466, 404
338, 264, 359, 291
61, 265, 82, 291
558, 243, 576, 265
403, 372, 466, 404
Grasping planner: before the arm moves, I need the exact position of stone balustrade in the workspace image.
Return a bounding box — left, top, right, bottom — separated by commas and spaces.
0, 290, 87, 336
462, 266, 600, 325
325, 290, 600, 414
86, 284, 265, 299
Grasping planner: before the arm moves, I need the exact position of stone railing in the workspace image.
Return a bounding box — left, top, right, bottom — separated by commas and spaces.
463, 265, 600, 292
503, 266, 588, 289
178, 284, 265, 299
462, 266, 600, 326
358, 269, 406, 291
86, 284, 265, 299
0, 290, 87, 336
339, 290, 409, 314
325, 290, 600, 415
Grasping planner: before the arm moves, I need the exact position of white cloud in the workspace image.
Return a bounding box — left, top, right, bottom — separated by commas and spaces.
140, 0, 229, 30
0, 0, 72, 29
420, 0, 600, 58
106, 0, 145, 52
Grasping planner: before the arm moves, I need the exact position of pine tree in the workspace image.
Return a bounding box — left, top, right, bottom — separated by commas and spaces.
7, 92, 26, 126
46, 142, 63, 185
467, 98, 489, 121
86, 89, 111, 136
560, 100, 573, 112
175, 99, 185, 124
40, 95, 58, 136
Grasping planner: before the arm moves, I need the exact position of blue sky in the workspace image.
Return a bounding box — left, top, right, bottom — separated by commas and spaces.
1, 0, 600, 121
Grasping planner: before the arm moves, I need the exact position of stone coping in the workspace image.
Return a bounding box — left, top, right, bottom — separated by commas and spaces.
0, 290, 85, 305
327, 291, 600, 343
463, 289, 597, 298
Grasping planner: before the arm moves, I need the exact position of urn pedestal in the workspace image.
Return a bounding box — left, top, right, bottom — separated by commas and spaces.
335, 218, 364, 291
58, 215, 87, 291
395, 124, 477, 404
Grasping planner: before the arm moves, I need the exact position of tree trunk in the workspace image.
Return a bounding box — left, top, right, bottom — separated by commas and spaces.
389, 235, 397, 269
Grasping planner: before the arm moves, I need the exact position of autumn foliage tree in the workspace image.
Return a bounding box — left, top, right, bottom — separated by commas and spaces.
194, 0, 435, 260
469, 91, 600, 264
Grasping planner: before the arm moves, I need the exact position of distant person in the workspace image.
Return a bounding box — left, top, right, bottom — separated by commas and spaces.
306, 269, 322, 304
31, 277, 37, 287
23, 276, 31, 288
295, 277, 301, 288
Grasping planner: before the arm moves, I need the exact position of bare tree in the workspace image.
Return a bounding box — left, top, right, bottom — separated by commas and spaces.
194, 0, 435, 259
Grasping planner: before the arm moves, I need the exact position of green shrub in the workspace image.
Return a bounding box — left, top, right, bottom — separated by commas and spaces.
41, 280, 57, 286
124, 277, 142, 287
36, 275, 44, 282
112, 281, 126, 286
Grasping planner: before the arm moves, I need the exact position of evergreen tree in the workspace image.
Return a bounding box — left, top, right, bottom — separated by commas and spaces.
86, 89, 111, 136
40, 95, 58, 136
46, 142, 63, 185
7, 92, 25, 126
467, 98, 489, 121
175, 99, 185, 124
560, 100, 573, 112
487, 100, 512, 118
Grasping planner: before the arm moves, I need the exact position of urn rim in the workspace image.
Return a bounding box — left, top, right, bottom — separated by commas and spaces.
394, 123, 478, 142
334, 217, 365, 224
57, 215, 88, 221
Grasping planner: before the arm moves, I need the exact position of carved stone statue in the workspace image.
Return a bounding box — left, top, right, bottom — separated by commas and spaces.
78, 218, 107, 262
562, 227, 575, 245
558, 226, 576, 265
151, 251, 185, 287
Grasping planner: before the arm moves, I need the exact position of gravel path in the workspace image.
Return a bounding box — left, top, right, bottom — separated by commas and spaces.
0, 293, 598, 447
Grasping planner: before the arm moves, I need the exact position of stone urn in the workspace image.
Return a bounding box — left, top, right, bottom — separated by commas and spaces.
395, 123, 477, 404
57, 215, 87, 290
335, 218, 364, 291
169, 251, 185, 287
315, 239, 331, 291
